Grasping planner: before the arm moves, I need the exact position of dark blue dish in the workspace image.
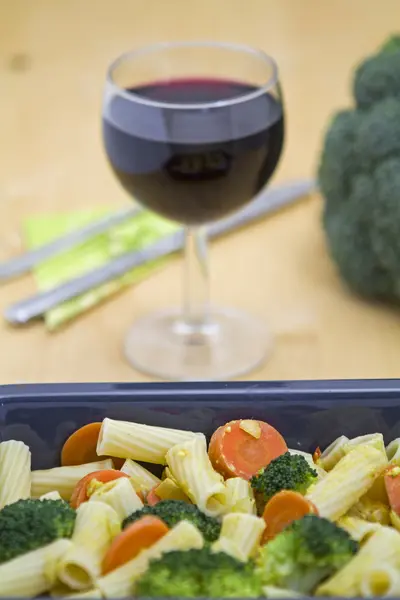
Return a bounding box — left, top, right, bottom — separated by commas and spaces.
1, 379, 400, 471
1, 378, 400, 599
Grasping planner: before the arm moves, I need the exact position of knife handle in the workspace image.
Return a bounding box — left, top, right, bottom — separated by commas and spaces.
3, 232, 184, 326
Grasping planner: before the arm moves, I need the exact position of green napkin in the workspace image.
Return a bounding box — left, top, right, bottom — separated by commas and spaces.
23, 208, 178, 331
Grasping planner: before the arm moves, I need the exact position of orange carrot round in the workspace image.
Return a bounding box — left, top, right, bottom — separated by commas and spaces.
146, 485, 162, 506
102, 516, 169, 574
70, 469, 129, 509
262, 490, 318, 542
61, 422, 124, 469
384, 465, 400, 515
208, 419, 288, 480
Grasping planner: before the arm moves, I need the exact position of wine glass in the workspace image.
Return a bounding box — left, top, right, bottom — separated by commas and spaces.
102, 41, 284, 381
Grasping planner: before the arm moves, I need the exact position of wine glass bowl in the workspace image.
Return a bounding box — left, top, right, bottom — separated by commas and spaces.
102, 41, 284, 381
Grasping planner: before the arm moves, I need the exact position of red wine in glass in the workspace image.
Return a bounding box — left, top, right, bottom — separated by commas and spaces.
103, 78, 284, 225
102, 42, 284, 381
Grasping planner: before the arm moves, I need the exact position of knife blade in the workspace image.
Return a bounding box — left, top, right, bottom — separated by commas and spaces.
0, 206, 139, 282
4, 179, 315, 326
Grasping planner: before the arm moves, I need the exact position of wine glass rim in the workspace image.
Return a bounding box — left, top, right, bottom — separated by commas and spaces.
106, 41, 279, 110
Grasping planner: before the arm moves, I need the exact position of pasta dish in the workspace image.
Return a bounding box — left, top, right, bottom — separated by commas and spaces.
0, 417, 398, 598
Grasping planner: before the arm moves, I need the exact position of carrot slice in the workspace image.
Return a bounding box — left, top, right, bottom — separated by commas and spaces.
70, 469, 129, 509
61, 422, 124, 469
102, 516, 169, 574
384, 465, 400, 515
262, 490, 318, 542
146, 485, 162, 506
208, 419, 288, 480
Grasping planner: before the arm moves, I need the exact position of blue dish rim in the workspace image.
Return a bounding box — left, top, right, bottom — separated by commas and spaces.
1, 378, 400, 401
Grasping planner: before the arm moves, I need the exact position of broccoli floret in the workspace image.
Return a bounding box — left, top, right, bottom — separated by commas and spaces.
318, 34, 400, 303
318, 110, 361, 206
122, 499, 221, 542
136, 547, 262, 598
353, 48, 400, 110
353, 35, 400, 111
256, 514, 358, 594
250, 452, 317, 504
0, 499, 76, 564
380, 35, 400, 55
322, 173, 395, 300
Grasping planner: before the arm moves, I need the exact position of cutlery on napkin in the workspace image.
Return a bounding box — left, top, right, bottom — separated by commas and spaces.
4, 179, 315, 330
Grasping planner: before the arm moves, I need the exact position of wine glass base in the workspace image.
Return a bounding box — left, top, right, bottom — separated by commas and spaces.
124, 306, 271, 381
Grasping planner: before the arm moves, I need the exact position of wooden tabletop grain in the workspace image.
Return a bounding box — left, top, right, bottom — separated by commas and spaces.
1, 0, 400, 384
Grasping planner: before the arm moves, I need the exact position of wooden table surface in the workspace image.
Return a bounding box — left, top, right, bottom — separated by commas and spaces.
1, 0, 400, 384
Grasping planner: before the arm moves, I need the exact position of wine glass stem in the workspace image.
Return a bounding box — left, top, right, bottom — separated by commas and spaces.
183, 226, 209, 329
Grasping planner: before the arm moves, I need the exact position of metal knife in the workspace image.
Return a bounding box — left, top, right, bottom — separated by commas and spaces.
0, 206, 139, 282
4, 179, 315, 326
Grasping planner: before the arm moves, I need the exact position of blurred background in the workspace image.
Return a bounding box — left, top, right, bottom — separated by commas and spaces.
1, 0, 400, 383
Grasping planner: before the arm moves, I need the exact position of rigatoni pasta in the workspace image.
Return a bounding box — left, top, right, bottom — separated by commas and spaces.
50, 584, 103, 599
49, 582, 77, 597
224, 477, 256, 514
166, 435, 227, 516
31, 459, 114, 500
0, 539, 72, 597
97, 418, 204, 464
120, 459, 161, 493
0, 440, 31, 508
306, 445, 388, 521
317, 435, 349, 471
58, 501, 120, 590
348, 497, 390, 525
212, 513, 265, 561
152, 477, 191, 503
336, 516, 382, 543
386, 438, 400, 465
316, 527, 400, 596
359, 564, 400, 598
344, 433, 386, 456
64, 589, 103, 599
89, 477, 143, 521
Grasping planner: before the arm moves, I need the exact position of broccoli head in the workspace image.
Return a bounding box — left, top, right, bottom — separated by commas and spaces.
318, 34, 400, 303
256, 514, 358, 594
135, 547, 262, 598
250, 452, 317, 505
122, 499, 221, 542
354, 35, 400, 110
0, 499, 76, 564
